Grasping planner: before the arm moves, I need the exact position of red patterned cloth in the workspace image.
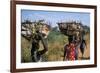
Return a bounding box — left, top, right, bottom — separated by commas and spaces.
65, 43, 75, 61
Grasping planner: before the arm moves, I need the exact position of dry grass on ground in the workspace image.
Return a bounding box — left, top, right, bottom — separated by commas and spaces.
21, 32, 90, 62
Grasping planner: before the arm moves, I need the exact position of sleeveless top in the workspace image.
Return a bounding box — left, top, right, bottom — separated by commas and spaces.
65, 43, 75, 60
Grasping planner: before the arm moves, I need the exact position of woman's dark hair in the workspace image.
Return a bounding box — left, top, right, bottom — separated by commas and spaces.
68, 35, 74, 43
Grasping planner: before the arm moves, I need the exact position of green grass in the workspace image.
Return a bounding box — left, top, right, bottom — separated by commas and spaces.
21, 36, 32, 62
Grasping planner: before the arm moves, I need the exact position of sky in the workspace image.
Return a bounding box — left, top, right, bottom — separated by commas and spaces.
21, 10, 90, 27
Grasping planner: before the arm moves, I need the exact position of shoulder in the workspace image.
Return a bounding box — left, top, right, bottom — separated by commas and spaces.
64, 44, 69, 49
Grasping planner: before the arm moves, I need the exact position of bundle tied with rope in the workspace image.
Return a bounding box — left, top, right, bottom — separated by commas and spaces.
21, 20, 51, 41
57, 21, 84, 39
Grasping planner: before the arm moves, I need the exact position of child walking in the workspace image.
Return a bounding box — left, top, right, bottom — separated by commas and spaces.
63, 35, 76, 61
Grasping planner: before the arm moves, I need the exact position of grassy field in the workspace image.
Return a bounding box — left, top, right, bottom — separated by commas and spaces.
21, 27, 90, 62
